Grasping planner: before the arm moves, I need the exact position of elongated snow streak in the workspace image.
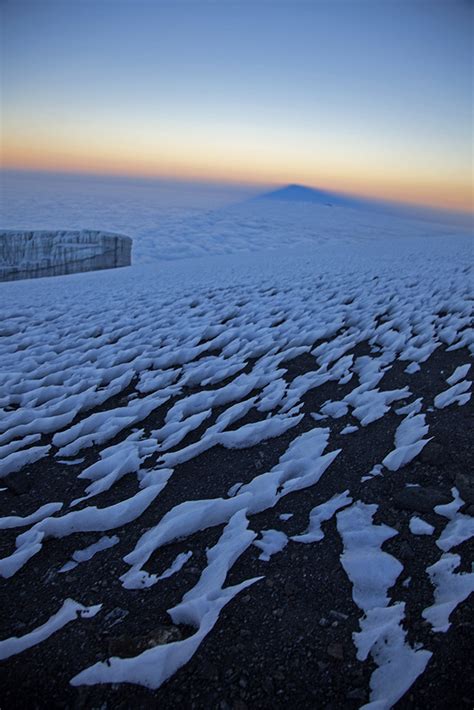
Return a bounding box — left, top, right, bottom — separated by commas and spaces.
156, 551, 193, 581
0, 502, 63, 530
59, 535, 120, 573
0, 599, 101, 660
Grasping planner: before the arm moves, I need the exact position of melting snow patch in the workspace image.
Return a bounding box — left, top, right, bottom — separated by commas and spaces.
409, 517, 434, 536
71, 510, 262, 689
361, 464, 383, 483
292, 490, 352, 544
337, 501, 431, 709
59, 535, 120, 573
436, 515, 474, 552
446, 364, 471, 386
319, 400, 349, 419
337, 502, 401, 610
382, 413, 431, 471
422, 553, 474, 632
434, 487, 463, 520
357, 604, 431, 710
340, 424, 358, 435
254, 529, 288, 561
434, 489, 474, 551
434, 380, 471, 409
395, 398, 423, 416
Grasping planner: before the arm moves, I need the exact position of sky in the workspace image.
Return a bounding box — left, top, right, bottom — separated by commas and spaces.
1, 0, 473, 212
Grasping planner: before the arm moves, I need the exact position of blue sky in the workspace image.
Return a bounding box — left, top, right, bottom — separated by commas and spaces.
2, 0, 473, 210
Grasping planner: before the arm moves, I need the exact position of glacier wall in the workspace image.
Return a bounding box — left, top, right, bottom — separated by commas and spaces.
0, 230, 132, 282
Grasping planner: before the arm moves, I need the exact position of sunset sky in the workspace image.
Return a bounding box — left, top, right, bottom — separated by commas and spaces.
1, 0, 473, 212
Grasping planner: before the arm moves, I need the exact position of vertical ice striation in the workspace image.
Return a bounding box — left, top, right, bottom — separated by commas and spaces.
0, 230, 132, 281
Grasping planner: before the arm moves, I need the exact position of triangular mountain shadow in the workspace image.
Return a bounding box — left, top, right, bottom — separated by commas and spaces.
250, 183, 471, 228
255, 183, 364, 208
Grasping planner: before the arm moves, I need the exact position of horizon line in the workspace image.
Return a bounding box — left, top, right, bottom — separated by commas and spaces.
2, 165, 473, 218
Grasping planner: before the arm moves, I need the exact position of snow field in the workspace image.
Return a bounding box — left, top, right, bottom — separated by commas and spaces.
0, 227, 472, 702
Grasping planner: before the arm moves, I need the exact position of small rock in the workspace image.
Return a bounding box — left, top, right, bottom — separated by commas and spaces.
241, 595, 251, 604
3, 470, 31, 495
455, 472, 474, 505
103, 607, 129, 629
319, 617, 330, 627
284, 581, 298, 596
329, 610, 349, 621
74, 687, 92, 708
394, 487, 451, 513
272, 608, 284, 618
107, 625, 182, 657
420, 441, 447, 466
327, 642, 344, 660
201, 662, 219, 681
397, 540, 415, 560
262, 676, 274, 695
346, 688, 366, 701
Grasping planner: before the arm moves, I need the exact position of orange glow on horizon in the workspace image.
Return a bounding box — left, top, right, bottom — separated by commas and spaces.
2, 134, 472, 214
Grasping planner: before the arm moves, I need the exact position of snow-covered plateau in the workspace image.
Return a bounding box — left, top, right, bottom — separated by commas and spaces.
0, 182, 473, 708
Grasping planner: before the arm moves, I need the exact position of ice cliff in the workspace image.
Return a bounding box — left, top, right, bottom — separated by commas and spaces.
0, 230, 132, 281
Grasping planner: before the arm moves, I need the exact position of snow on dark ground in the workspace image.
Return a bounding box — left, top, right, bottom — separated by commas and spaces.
0, 177, 473, 708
